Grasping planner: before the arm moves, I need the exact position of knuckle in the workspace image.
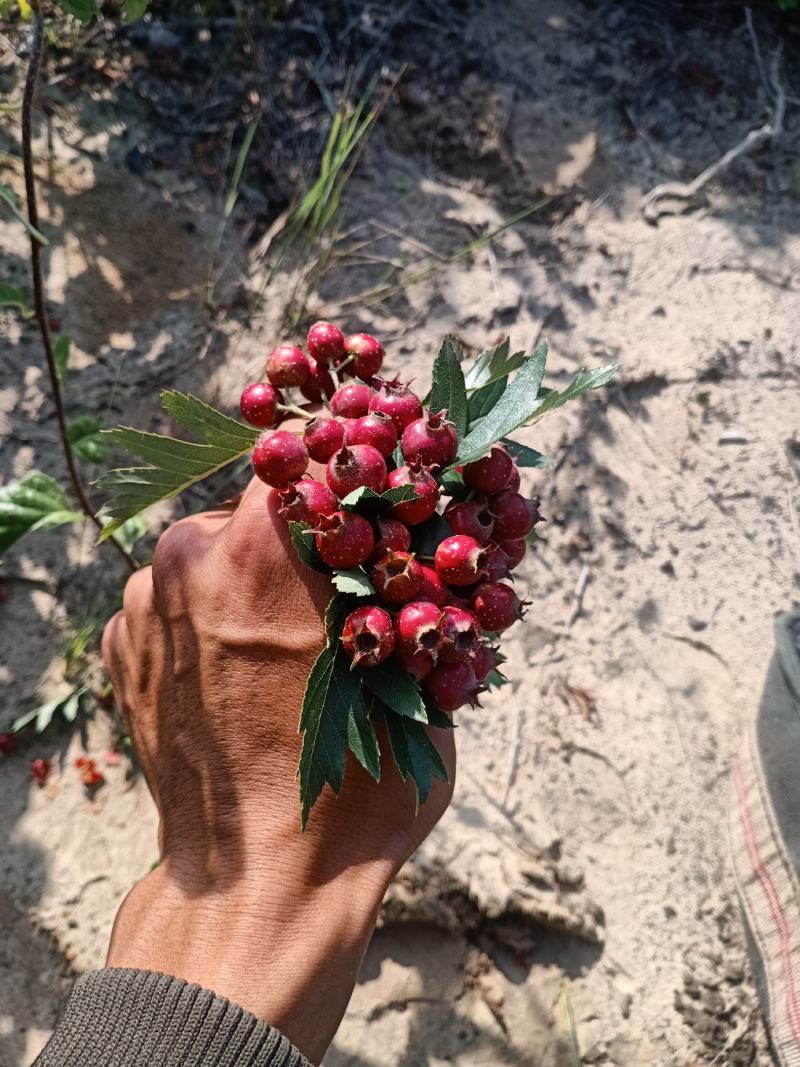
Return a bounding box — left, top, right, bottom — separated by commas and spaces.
121, 566, 154, 620
101, 611, 125, 670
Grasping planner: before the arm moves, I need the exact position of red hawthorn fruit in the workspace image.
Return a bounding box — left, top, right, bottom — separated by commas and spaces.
300, 355, 336, 403
326, 442, 387, 497
423, 661, 482, 712
316, 511, 375, 568
444, 500, 495, 544
341, 606, 395, 668
303, 416, 346, 462
395, 646, 436, 682
386, 463, 439, 525
369, 517, 411, 562
417, 564, 448, 607
473, 642, 504, 682
266, 344, 310, 388
343, 333, 384, 379
240, 382, 281, 428
349, 411, 398, 458
463, 446, 514, 494
330, 382, 374, 420
489, 491, 541, 541
368, 376, 423, 432
276, 478, 337, 526
439, 605, 482, 664
395, 600, 445, 663
500, 538, 526, 570
252, 430, 309, 487
482, 542, 513, 582
371, 550, 423, 605
434, 535, 488, 586
472, 581, 526, 632
400, 410, 458, 468
307, 321, 346, 364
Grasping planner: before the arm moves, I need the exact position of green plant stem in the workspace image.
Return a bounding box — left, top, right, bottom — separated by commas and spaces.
21, 11, 136, 573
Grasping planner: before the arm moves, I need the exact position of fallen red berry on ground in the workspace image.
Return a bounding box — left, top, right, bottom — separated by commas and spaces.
316, 511, 374, 568
266, 344, 310, 388
240, 382, 280, 428
252, 430, 309, 487
0, 732, 16, 755
371, 550, 423, 605
307, 321, 346, 364
31, 758, 51, 787
341, 605, 395, 668
435, 534, 488, 586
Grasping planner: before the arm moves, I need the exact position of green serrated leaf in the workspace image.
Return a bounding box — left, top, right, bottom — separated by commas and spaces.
467, 376, 507, 427
298, 644, 365, 826
347, 702, 381, 782
524, 363, 619, 424
0, 182, 48, 244
53, 335, 71, 382
455, 344, 549, 466
0, 281, 33, 318
12, 684, 87, 733
386, 712, 448, 806
57, 0, 96, 21
97, 392, 259, 539
325, 593, 356, 644
429, 335, 468, 439
287, 521, 332, 575
501, 438, 550, 468
113, 513, 150, 554
332, 569, 374, 596
360, 659, 428, 722
123, 0, 148, 19
339, 484, 418, 516
464, 338, 526, 390
484, 668, 509, 690
0, 471, 82, 556
424, 700, 455, 730
67, 415, 109, 463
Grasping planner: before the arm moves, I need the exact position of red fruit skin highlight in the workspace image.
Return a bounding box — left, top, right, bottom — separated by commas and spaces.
326, 443, 387, 497
371, 550, 423, 605
331, 383, 374, 419
276, 478, 337, 526
252, 431, 309, 487
341, 605, 395, 668
400, 411, 458, 468
240, 382, 281, 428
316, 511, 375, 568
387, 465, 439, 525
489, 491, 541, 541
472, 581, 525, 632
303, 417, 345, 462
434, 535, 487, 586
463, 446, 514, 494
307, 321, 346, 364
444, 500, 495, 544
266, 344, 310, 388
423, 661, 481, 712
395, 600, 444, 661
344, 333, 384, 379
349, 412, 397, 458
369, 517, 411, 562
300, 356, 335, 403
368, 378, 423, 432
439, 605, 482, 664
417, 564, 448, 607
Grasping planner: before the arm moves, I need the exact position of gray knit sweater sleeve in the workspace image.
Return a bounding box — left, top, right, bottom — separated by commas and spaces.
34, 969, 312, 1067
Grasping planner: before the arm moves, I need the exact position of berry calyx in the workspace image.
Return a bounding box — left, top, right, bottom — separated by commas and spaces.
386, 463, 439, 525
330, 382, 374, 419
240, 382, 281, 428
463, 446, 514, 494
326, 442, 387, 497
401, 410, 458, 468
341, 606, 395, 668
300, 356, 335, 403
368, 376, 423, 432
489, 491, 542, 541
500, 538, 526, 570
370, 516, 411, 562
434, 534, 488, 586
252, 430, 309, 487
349, 411, 398, 458
395, 600, 445, 663
423, 661, 482, 712
316, 511, 375, 568
444, 500, 495, 545
303, 416, 346, 462
472, 581, 526, 632
0, 732, 16, 755
266, 344, 310, 388
439, 605, 482, 664
473, 642, 504, 682
277, 477, 337, 526
307, 321, 346, 364
344, 333, 384, 379
371, 550, 423, 605
417, 564, 448, 607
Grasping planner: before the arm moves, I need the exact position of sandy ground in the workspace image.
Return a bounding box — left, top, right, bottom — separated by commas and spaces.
2, 2, 800, 1064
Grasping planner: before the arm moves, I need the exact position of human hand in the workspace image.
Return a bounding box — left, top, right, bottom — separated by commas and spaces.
101, 458, 455, 1062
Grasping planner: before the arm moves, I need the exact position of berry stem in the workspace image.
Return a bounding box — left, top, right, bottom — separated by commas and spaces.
21, 10, 137, 574
277, 402, 315, 421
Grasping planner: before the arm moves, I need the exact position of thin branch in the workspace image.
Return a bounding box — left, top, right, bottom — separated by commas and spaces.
21, 11, 137, 572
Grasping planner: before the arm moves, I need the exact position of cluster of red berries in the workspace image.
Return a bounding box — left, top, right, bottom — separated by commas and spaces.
239, 322, 542, 713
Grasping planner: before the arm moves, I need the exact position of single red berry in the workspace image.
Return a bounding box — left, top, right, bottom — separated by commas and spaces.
473, 642, 504, 682
31, 757, 51, 787
240, 382, 281, 428
349, 411, 398, 458
423, 661, 482, 712
368, 376, 423, 432
266, 343, 310, 388
463, 446, 514, 494
330, 382, 374, 420
343, 333, 384, 379
483, 542, 513, 581
326, 442, 387, 497
506, 464, 521, 493
489, 491, 542, 541
386, 464, 439, 525
500, 538, 526, 570
401, 410, 458, 468
435, 535, 488, 586
316, 511, 375, 568
341, 606, 396, 668
252, 430, 309, 487
303, 416, 346, 462
371, 550, 423, 605
417, 564, 448, 607
395, 646, 436, 682
472, 581, 526, 632
307, 321, 346, 364
395, 600, 445, 663
444, 500, 495, 545
439, 605, 482, 664
76, 757, 105, 788
0, 732, 16, 755
369, 517, 411, 562
300, 355, 335, 403
276, 477, 337, 526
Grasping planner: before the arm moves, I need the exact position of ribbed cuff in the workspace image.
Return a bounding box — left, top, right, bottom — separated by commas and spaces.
34, 968, 312, 1067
